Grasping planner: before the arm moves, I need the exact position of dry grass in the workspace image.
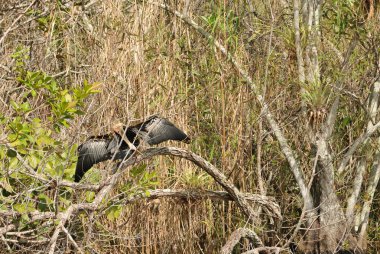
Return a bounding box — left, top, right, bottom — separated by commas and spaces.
1, 0, 379, 253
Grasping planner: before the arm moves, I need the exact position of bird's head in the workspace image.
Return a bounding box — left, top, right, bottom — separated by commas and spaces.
112, 122, 126, 135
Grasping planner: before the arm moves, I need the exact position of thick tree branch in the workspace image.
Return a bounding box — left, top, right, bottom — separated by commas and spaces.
118, 147, 260, 222
0, 189, 280, 224
221, 228, 264, 254
121, 189, 281, 218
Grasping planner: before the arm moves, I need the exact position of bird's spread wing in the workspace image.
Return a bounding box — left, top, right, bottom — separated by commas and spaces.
74, 138, 111, 182
131, 115, 190, 145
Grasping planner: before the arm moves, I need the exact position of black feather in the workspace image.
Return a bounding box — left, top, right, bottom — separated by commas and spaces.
74, 115, 190, 182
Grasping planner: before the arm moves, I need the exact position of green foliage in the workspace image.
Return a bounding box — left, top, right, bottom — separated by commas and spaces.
129, 164, 159, 191
102, 164, 160, 221
201, 6, 240, 51
0, 46, 99, 217
106, 204, 123, 221
180, 171, 213, 188
301, 79, 330, 109
324, 0, 365, 37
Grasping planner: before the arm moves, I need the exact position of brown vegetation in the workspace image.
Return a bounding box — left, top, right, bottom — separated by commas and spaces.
0, 0, 379, 253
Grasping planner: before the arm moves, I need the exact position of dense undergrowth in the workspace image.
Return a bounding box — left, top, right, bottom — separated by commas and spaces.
0, 0, 379, 253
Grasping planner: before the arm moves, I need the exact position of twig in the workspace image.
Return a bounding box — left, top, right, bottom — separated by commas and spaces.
0, 0, 37, 46
62, 225, 84, 254
0, 234, 11, 251
337, 120, 380, 174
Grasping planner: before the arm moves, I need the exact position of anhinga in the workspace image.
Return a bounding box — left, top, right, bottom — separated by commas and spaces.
74, 115, 190, 182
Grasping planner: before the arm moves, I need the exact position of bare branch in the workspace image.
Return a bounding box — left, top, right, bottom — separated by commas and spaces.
337, 120, 380, 174
0, 0, 37, 46
358, 151, 380, 240
119, 147, 260, 222
0, 188, 280, 224
242, 246, 286, 254
46, 206, 75, 254
345, 160, 366, 221
221, 228, 264, 254
292, 0, 306, 83
62, 225, 84, 254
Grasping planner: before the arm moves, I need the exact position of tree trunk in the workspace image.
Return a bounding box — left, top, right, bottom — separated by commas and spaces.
299, 140, 365, 253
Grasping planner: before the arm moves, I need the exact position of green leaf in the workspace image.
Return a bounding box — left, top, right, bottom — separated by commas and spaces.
85, 191, 95, 202
28, 154, 40, 168
106, 205, 122, 221
130, 164, 147, 177
6, 149, 17, 158
37, 193, 54, 212
13, 202, 35, 214
0, 177, 14, 193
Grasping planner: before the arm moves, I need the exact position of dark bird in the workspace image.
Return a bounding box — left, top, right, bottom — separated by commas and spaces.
74, 115, 190, 182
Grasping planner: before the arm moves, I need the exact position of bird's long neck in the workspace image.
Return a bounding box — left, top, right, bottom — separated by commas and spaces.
113, 127, 140, 150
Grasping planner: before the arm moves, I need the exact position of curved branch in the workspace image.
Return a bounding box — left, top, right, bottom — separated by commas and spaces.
0, 189, 280, 223
123, 189, 281, 219
221, 228, 264, 254
119, 147, 261, 222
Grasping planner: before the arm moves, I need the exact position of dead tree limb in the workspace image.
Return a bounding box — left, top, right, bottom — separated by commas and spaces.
0, 189, 281, 226
121, 189, 281, 219
118, 147, 260, 222
220, 228, 264, 254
